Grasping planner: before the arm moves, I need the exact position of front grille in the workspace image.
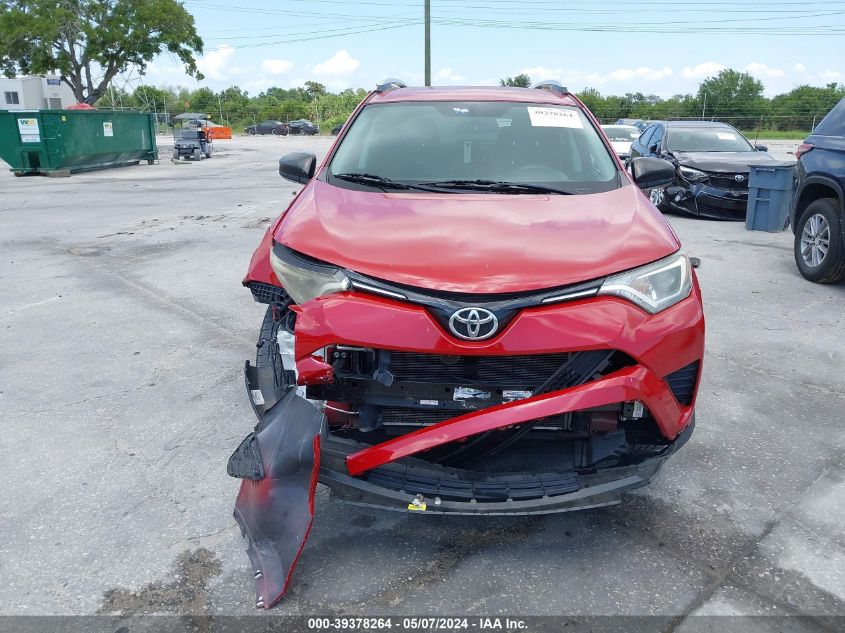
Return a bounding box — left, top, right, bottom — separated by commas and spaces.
664, 360, 700, 405
365, 465, 579, 502
381, 406, 575, 430
248, 282, 289, 305
387, 351, 572, 388
706, 172, 749, 190
696, 195, 747, 219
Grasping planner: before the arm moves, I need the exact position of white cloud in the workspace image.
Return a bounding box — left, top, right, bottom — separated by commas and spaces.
635, 66, 673, 80
819, 69, 844, 81
196, 45, 235, 81
314, 50, 360, 76
242, 79, 278, 94
794, 63, 807, 73
608, 68, 636, 81
434, 67, 465, 83
261, 59, 294, 75
682, 62, 726, 79
745, 62, 784, 78
521, 66, 564, 82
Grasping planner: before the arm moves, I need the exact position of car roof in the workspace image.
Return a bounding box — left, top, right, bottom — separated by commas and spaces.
368, 85, 579, 107
664, 120, 734, 128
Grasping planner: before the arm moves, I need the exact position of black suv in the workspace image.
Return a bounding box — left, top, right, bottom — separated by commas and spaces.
790, 97, 845, 283
629, 121, 776, 220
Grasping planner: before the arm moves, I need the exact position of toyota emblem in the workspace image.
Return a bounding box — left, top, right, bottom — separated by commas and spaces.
448, 307, 499, 340
734, 174, 745, 183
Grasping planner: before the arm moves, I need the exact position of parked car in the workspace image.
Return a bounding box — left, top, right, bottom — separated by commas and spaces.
229, 82, 704, 607
790, 96, 845, 283
245, 120, 288, 136
616, 118, 648, 131
331, 122, 344, 135
287, 119, 319, 135
601, 124, 641, 160
628, 120, 777, 219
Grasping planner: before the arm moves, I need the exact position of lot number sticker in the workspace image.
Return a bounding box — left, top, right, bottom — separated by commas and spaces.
103, 121, 114, 137
17, 118, 40, 143
527, 107, 583, 128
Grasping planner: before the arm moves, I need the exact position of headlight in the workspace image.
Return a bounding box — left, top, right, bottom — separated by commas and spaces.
269, 244, 350, 304
679, 165, 709, 182
598, 251, 692, 313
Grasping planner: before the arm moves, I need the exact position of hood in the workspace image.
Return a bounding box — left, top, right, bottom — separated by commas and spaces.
672, 151, 778, 173
276, 180, 679, 294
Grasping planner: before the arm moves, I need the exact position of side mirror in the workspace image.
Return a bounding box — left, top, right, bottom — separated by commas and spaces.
631, 157, 675, 189
279, 152, 316, 184
755, 144, 768, 152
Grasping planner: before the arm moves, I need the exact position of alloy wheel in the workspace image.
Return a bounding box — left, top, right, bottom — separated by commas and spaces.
800, 213, 830, 268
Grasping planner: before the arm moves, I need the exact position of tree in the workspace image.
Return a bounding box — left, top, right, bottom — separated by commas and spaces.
303, 81, 327, 100
0, 0, 203, 104
188, 87, 217, 113
500, 74, 531, 88
697, 69, 764, 125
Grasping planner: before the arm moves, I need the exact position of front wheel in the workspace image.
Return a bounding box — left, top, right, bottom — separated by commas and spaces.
171, 149, 179, 160
794, 198, 845, 283
256, 305, 294, 395
247, 128, 256, 135
271, 128, 280, 136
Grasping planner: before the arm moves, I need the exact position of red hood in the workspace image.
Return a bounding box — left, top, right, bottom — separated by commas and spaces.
276, 180, 679, 293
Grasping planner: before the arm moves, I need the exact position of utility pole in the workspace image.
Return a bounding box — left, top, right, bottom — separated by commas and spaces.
424, 0, 431, 86
701, 93, 706, 120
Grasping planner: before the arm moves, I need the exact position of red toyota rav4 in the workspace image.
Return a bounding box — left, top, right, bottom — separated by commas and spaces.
228, 81, 704, 608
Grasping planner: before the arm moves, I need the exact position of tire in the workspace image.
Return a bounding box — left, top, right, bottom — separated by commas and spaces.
192, 148, 202, 160
247, 128, 256, 135
794, 198, 845, 283
271, 128, 280, 136
256, 305, 293, 395
171, 149, 179, 160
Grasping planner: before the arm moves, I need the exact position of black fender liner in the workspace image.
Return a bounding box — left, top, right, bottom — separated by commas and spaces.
230, 389, 324, 609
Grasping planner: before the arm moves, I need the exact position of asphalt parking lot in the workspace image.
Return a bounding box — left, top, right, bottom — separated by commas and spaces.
1, 136, 843, 628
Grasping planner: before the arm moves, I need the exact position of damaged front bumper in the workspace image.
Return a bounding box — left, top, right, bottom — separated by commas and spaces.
229, 283, 704, 606
321, 417, 694, 515
663, 180, 749, 220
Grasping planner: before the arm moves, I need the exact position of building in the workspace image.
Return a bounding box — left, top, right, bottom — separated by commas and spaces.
0, 75, 77, 110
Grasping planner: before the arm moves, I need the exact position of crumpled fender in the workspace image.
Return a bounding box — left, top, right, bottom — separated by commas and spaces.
230, 389, 324, 609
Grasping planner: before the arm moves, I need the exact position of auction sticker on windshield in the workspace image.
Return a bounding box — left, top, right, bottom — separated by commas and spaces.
527, 107, 583, 128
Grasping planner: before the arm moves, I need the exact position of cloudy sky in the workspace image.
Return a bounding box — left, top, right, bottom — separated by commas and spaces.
136, 0, 845, 97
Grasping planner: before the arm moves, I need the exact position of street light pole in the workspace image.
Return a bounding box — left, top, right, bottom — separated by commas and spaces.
424, 0, 431, 86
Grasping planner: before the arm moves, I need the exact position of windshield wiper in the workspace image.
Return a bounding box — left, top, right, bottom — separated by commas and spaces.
418, 179, 575, 195
333, 173, 442, 192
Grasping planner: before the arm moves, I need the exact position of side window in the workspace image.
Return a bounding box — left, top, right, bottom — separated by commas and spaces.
4, 91, 20, 105
638, 125, 656, 149
649, 125, 664, 152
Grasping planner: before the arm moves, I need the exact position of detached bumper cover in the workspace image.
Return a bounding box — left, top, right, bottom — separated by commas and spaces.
231, 390, 324, 609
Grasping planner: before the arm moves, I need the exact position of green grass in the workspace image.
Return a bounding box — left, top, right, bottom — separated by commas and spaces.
739, 129, 808, 140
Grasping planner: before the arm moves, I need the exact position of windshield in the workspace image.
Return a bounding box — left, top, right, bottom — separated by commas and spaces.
328, 101, 620, 194
666, 127, 753, 152
602, 126, 640, 142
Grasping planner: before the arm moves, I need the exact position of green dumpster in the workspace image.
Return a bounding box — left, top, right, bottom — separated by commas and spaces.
0, 109, 158, 176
